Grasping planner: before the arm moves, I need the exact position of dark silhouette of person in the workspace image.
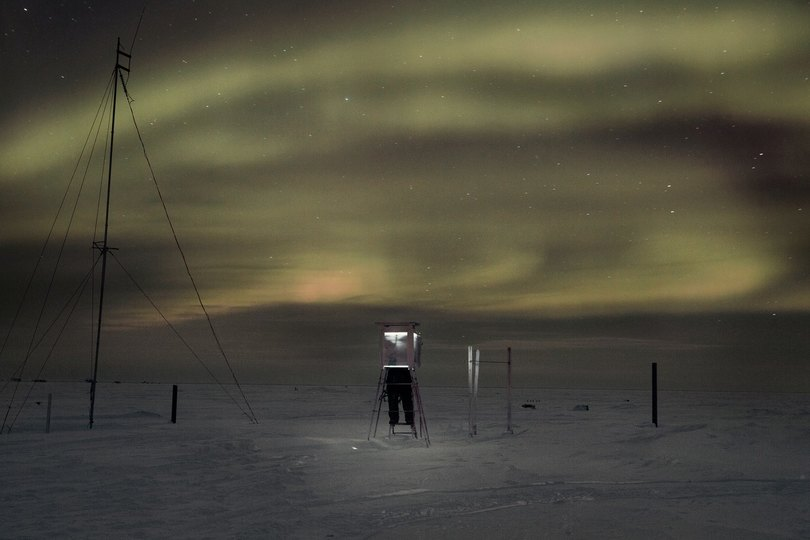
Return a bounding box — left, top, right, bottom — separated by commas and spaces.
385, 367, 414, 426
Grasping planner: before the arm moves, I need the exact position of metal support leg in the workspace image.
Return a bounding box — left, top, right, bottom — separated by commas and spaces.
368, 368, 387, 440
411, 372, 430, 447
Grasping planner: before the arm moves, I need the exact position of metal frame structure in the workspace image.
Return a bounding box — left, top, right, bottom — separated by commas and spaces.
368, 322, 429, 447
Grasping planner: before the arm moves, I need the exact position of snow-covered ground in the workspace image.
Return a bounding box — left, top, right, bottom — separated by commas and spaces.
2, 383, 809, 539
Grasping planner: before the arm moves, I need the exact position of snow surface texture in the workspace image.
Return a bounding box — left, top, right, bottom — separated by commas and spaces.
2, 383, 809, 539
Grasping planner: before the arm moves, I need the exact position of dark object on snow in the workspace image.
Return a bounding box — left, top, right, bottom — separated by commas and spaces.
521, 403, 536, 409
573, 404, 589, 411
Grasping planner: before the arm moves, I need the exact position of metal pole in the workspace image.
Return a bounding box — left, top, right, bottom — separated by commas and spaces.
467, 346, 473, 436
652, 362, 658, 427
506, 347, 513, 434
46, 393, 52, 434
89, 41, 123, 430
171, 385, 178, 424
472, 349, 481, 435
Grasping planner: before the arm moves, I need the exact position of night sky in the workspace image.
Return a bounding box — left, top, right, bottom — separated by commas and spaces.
2, 1, 809, 390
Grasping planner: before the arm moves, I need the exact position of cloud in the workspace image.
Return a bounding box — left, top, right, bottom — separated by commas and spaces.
2, 0, 810, 330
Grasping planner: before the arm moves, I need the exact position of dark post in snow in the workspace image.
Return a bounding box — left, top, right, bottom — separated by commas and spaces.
171, 385, 178, 424
46, 393, 53, 434
651, 362, 658, 427
506, 347, 513, 434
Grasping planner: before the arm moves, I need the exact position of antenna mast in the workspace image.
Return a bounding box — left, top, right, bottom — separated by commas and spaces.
88, 39, 131, 429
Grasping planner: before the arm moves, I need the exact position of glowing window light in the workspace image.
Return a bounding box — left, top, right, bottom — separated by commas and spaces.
380, 326, 422, 368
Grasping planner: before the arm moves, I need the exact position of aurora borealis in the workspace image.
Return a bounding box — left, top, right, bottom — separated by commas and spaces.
2, 1, 809, 389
